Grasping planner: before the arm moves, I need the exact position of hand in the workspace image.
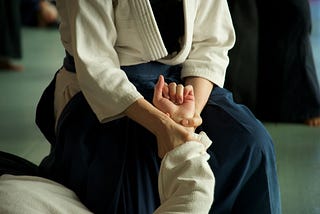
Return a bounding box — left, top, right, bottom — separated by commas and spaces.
125, 97, 195, 158
183, 76, 213, 129
125, 75, 198, 158
156, 116, 195, 158
180, 112, 202, 129
153, 75, 195, 125
152, 75, 198, 158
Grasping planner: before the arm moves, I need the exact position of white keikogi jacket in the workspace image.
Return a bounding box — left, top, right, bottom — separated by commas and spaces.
54, 0, 235, 123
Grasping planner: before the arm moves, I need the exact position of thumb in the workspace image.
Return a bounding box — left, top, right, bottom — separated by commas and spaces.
181, 115, 203, 128
154, 75, 165, 100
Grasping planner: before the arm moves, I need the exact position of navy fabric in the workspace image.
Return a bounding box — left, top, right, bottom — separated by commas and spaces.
37, 62, 281, 214
35, 70, 58, 145
63, 51, 76, 73
0, 151, 38, 176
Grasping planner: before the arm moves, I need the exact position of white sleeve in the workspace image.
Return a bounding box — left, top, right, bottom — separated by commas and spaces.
57, 0, 143, 122
0, 174, 93, 214
154, 132, 215, 214
181, 0, 236, 87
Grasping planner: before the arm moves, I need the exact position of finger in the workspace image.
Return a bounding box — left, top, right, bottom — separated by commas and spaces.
181, 116, 203, 128
176, 84, 184, 104
168, 82, 177, 103
183, 85, 194, 101
163, 82, 170, 99
153, 75, 165, 101
190, 116, 202, 127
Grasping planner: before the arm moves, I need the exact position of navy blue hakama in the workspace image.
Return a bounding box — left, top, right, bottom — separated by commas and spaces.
36, 62, 281, 214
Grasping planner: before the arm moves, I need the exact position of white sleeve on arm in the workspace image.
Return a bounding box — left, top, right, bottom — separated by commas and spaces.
154, 132, 215, 214
60, 0, 143, 122
181, 0, 236, 87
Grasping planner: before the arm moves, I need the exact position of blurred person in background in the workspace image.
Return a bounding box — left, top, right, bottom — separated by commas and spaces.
225, 0, 320, 126
0, 0, 23, 71
20, 0, 59, 28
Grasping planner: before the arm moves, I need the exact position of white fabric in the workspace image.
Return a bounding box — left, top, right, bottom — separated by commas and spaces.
54, 68, 80, 127
0, 175, 92, 214
154, 131, 214, 214
0, 132, 214, 214
55, 0, 235, 123
53, 68, 125, 126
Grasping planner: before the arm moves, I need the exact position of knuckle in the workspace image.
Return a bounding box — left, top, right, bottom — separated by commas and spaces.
169, 82, 177, 87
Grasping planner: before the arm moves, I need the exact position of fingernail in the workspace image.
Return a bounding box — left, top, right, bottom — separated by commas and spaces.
182, 119, 188, 125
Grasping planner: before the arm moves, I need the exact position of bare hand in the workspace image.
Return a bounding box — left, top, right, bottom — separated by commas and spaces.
180, 112, 202, 129
156, 116, 195, 158
153, 75, 198, 158
153, 75, 195, 124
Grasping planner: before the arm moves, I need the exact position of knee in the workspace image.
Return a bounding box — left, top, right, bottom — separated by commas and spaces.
240, 119, 276, 161
201, 103, 276, 160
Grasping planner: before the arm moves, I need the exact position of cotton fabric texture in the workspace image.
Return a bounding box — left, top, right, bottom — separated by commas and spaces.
35, 0, 281, 213
37, 63, 281, 214
0, 132, 214, 214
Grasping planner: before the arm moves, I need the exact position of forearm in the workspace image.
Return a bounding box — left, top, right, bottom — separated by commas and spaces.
184, 77, 213, 114
124, 98, 168, 136
154, 133, 214, 214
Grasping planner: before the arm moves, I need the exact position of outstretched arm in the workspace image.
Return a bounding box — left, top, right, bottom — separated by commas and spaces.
153, 132, 214, 214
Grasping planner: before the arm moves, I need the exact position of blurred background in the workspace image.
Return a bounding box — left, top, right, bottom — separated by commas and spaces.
0, 0, 319, 213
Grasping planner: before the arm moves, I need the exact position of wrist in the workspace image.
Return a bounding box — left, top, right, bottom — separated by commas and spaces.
184, 77, 213, 115
124, 98, 170, 135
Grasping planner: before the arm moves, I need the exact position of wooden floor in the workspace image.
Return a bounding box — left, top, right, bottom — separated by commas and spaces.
1, 4, 320, 212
